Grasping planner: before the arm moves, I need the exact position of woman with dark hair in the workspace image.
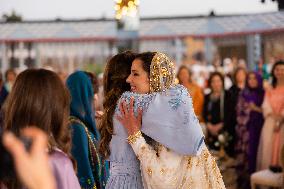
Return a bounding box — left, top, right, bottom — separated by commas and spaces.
257, 61, 284, 172
115, 52, 225, 188
235, 72, 264, 189
227, 67, 247, 157
1, 69, 80, 189
66, 71, 108, 189
98, 51, 142, 188
202, 72, 231, 155
100, 51, 224, 188
177, 65, 204, 121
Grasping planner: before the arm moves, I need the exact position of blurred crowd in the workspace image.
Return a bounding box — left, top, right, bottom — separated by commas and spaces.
0, 54, 283, 189
176, 57, 284, 189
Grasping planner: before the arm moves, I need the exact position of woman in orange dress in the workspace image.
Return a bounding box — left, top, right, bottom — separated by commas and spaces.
177, 65, 204, 121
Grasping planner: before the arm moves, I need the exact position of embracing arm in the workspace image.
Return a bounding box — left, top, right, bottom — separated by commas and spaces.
128, 131, 184, 187
116, 98, 187, 187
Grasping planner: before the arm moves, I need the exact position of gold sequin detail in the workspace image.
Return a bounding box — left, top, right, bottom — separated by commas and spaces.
177, 176, 187, 189
150, 52, 175, 92
147, 167, 152, 176
187, 156, 192, 169
160, 168, 165, 175
127, 130, 142, 144
170, 177, 178, 185
203, 150, 209, 160
161, 67, 168, 77
189, 176, 194, 186
196, 157, 201, 167
141, 145, 146, 151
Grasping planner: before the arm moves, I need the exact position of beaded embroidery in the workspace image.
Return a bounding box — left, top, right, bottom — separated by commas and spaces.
127, 130, 142, 144
167, 84, 188, 110
150, 52, 175, 92
115, 91, 156, 115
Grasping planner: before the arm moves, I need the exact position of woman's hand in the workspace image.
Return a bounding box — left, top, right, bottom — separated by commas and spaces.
116, 97, 143, 136
248, 102, 262, 113
3, 127, 56, 189
274, 114, 283, 132
248, 102, 256, 110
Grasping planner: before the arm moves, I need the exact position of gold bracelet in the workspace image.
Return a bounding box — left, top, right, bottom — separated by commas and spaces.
127, 131, 142, 144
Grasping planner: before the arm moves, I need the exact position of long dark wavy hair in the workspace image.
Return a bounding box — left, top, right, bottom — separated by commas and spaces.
2, 69, 73, 189
99, 51, 158, 159
271, 60, 284, 88
99, 51, 137, 159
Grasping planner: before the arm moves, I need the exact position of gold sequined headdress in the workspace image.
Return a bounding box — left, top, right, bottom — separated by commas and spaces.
150, 52, 175, 92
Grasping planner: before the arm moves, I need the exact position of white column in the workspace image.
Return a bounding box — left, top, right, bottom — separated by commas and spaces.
246, 34, 261, 71
174, 38, 185, 67
205, 37, 214, 64
0, 43, 8, 73
34, 43, 41, 68
18, 42, 26, 71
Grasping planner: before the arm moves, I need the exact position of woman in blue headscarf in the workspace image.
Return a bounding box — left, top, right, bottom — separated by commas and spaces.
66, 71, 108, 189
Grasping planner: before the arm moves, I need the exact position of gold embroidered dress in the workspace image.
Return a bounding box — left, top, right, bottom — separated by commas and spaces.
130, 137, 225, 189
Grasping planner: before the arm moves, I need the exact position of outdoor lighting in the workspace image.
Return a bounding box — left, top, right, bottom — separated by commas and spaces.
128, 1, 134, 7
114, 0, 138, 20
134, 0, 139, 6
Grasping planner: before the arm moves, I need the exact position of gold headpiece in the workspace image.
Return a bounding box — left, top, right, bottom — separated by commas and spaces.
150, 52, 175, 92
